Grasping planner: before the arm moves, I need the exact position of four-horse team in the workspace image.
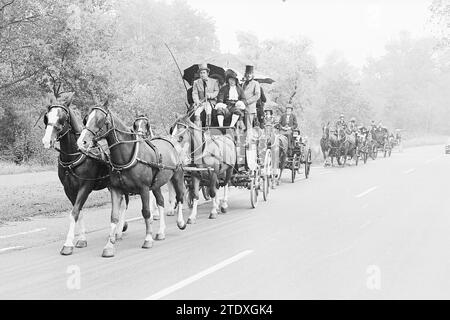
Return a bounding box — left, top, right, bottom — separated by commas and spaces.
40, 62, 399, 258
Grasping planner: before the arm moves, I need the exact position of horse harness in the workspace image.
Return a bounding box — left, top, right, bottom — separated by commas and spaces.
85, 107, 181, 183
45, 104, 109, 181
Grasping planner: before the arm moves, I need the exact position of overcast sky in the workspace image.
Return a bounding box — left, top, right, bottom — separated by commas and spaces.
182, 0, 434, 67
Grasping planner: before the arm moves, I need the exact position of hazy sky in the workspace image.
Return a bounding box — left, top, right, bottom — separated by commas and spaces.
183, 0, 434, 67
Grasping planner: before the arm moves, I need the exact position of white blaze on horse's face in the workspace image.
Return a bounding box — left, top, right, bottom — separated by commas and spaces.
42, 108, 59, 149
77, 111, 96, 150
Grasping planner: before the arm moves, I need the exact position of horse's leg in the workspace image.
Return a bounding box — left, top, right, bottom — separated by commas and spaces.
102, 188, 122, 258
171, 171, 187, 230
140, 186, 154, 249
166, 181, 176, 217
187, 176, 200, 224
209, 174, 219, 219
153, 188, 166, 241
115, 195, 127, 241
150, 192, 159, 220
220, 167, 232, 213
61, 184, 91, 255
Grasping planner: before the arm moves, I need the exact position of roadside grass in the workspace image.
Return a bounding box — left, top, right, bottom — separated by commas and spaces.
403, 135, 447, 148
0, 178, 111, 224
0, 160, 55, 176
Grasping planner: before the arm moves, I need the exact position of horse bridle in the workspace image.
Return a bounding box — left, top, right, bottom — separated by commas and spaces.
44, 104, 73, 142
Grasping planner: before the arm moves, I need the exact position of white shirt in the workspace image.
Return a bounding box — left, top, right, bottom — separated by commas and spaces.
229, 85, 239, 101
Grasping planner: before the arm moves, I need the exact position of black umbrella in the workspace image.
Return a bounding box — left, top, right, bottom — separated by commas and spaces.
183, 64, 225, 86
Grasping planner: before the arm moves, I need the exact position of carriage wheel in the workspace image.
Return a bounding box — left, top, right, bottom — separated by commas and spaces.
355, 148, 359, 166
388, 147, 392, 157
262, 176, 269, 201
363, 151, 368, 164
371, 145, 377, 160
186, 188, 195, 209
201, 186, 211, 201
304, 149, 312, 179
383, 146, 387, 158
262, 150, 272, 201
250, 172, 258, 209
291, 154, 297, 183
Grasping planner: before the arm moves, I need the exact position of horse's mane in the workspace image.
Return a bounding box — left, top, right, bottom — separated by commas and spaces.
68, 107, 83, 134
109, 109, 133, 132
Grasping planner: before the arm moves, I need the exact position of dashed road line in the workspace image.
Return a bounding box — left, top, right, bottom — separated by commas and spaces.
0, 246, 24, 253
355, 186, 378, 198
0, 228, 46, 240
145, 250, 254, 300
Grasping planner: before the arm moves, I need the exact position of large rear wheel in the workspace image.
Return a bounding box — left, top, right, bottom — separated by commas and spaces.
291, 154, 297, 183
250, 172, 258, 209
304, 149, 312, 179
201, 186, 211, 201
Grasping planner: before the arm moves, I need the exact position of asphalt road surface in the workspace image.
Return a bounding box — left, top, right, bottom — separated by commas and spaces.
0, 145, 449, 299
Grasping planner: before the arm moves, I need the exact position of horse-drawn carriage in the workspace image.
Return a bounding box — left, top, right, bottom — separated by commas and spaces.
283, 129, 312, 183
372, 130, 392, 158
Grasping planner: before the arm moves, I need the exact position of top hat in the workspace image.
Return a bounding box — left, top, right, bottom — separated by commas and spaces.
198, 63, 210, 73
245, 65, 254, 74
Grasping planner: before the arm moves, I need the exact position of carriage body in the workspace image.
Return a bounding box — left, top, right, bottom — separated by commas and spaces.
285, 129, 312, 182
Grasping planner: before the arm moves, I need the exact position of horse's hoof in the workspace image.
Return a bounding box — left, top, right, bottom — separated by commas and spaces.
220, 206, 227, 214
75, 240, 87, 248
152, 215, 160, 221
187, 218, 196, 225
142, 240, 153, 249
209, 213, 218, 220
177, 220, 187, 230
101, 247, 115, 258
122, 222, 128, 232
167, 211, 175, 217
155, 233, 166, 241
60, 246, 74, 256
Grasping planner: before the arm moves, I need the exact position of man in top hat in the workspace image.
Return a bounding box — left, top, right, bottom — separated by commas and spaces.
242, 65, 261, 128
192, 63, 220, 127
348, 117, 357, 133
335, 114, 347, 131
279, 104, 298, 154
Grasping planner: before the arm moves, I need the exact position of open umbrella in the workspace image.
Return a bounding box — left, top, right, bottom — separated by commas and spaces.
183, 64, 225, 86
254, 75, 275, 84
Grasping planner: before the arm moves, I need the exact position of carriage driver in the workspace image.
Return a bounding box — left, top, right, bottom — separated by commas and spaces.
279, 105, 298, 155
192, 63, 220, 127
242, 65, 261, 128
335, 114, 347, 131
216, 69, 247, 128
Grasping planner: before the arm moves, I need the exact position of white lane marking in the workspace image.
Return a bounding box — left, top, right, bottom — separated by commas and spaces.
359, 220, 372, 229
126, 217, 142, 223
145, 250, 254, 300
0, 228, 46, 240
403, 168, 416, 174
355, 186, 378, 198
425, 156, 441, 164
0, 246, 24, 253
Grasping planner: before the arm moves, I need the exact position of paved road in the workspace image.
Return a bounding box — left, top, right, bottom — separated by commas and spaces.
0, 145, 448, 299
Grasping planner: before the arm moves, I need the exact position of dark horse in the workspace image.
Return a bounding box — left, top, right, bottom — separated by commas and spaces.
77, 102, 186, 257
337, 127, 357, 166
41, 93, 128, 256
320, 123, 342, 166
171, 115, 236, 223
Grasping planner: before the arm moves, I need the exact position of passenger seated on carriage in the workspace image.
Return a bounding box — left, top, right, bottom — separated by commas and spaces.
348, 117, 357, 133
216, 69, 247, 129
263, 106, 275, 126
335, 114, 347, 131
279, 105, 298, 155
192, 63, 220, 127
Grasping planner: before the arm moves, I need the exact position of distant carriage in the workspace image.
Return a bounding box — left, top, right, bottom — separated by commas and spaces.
281, 129, 312, 183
